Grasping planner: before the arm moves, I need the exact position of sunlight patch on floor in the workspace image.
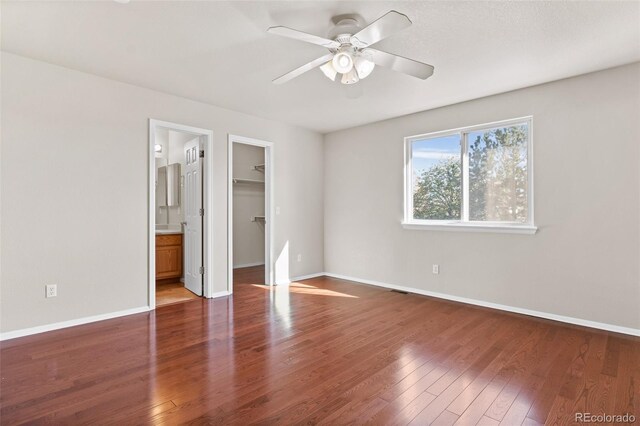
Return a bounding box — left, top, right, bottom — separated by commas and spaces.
250, 283, 359, 298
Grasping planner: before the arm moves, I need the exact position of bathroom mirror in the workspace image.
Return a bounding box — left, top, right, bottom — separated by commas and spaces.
166, 163, 181, 207
157, 163, 181, 207
157, 166, 168, 207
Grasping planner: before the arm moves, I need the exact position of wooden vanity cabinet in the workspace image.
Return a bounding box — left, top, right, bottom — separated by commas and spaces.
155, 234, 183, 280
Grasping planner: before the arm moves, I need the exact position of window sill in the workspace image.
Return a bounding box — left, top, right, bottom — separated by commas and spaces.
401, 221, 538, 235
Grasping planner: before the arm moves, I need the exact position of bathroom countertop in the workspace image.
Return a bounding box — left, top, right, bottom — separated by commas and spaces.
155, 229, 183, 235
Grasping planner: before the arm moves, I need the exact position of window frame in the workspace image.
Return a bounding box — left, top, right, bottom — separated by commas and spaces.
403, 116, 536, 234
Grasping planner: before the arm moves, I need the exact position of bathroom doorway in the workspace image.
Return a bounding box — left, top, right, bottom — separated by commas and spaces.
149, 120, 214, 308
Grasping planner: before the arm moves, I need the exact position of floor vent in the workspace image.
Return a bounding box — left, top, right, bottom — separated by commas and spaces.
390, 289, 409, 294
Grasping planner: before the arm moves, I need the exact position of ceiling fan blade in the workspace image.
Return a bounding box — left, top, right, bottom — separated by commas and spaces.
273, 53, 335, 84
267, 26, 341, 49
350, 10, 412, 48
368, 49, 434, 80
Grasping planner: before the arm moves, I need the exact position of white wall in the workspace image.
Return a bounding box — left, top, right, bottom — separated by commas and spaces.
0, 52, 324, 333
324, 63, 640, 331
232, 143, 265, 268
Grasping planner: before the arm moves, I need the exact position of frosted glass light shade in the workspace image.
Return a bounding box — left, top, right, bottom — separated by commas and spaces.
320, 61, 337, 81
341, 68, 360, 85
354, 56, 375, 79
332, 52, 353, 73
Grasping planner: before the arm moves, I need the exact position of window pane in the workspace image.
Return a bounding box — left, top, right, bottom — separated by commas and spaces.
412, 135, 461, 220
468, 124, 528, 222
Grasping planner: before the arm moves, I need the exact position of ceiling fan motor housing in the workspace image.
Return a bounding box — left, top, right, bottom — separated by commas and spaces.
328, 17, 363, 44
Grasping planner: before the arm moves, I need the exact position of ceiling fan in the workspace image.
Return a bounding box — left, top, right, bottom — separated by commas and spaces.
267, 10, 434, 85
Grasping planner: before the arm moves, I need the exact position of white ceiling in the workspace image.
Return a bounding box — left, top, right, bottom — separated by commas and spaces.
3, 1, 639, 133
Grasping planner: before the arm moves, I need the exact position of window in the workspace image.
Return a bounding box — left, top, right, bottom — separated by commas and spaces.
404, 117, 536, 234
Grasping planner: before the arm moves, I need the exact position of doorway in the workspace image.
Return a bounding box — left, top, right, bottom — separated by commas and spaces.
148, 119, 214, 309
227, 135, 274, 293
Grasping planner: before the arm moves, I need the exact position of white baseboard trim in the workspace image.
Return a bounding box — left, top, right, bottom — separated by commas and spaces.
0, 306, 152, 341
233, 262, 265, 269
276, 272, 326, 285
324, 272, 640, 337
291, 272, 326, 282
6, 274, 634, 341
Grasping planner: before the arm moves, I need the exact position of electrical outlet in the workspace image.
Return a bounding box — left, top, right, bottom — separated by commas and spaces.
297, 254, 302, 262
46, 284, 57, 298
432, 264, 439, 275
276, 206, 281, 215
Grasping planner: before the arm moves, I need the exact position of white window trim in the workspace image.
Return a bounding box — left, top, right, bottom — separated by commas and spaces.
403, 116, 536, 235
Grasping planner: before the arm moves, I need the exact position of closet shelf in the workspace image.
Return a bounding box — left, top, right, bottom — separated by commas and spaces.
251, 216, 266, 222
233, 178, 264, 184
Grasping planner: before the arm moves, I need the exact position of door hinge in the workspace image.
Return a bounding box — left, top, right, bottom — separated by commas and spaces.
199, 150, 205, 158
199, 208, 204, 216
199, 266, 205, 275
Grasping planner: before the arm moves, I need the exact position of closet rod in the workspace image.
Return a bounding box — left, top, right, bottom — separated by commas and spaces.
233, 178, 264, 184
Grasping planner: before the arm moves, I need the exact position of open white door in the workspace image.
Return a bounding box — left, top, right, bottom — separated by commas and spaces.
184, 138, 203, 296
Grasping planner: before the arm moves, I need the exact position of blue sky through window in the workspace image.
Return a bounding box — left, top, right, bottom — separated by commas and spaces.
412, 135, 460, 179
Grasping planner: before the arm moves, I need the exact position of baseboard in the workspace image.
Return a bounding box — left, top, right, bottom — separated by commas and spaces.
0, 306, 152, 341
7, 274, 634, 340
324, 272, 640, 337
233, 262, 265, 269
276, 272, 326, 285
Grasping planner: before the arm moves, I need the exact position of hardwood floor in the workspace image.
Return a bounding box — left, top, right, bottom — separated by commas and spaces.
1, 272, 638, 425
233, 265, 266, 286
156, 280, 200, 307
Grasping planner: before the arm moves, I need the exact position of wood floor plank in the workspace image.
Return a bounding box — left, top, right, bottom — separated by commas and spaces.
453, 377, 507, 425
409, 318, 535, 425
521, 416, 544, 426
1, 267, 638, 425
613, 340, 638, 417
527, 330, 597, 423
156, 281, 200, 306
430, 409, 460, 426
476, 415, 500, 426
542, 332, 609, 425
394, 390, 438, 425
484, 325, 554, 422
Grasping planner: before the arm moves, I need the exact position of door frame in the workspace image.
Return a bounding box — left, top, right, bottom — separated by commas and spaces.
227, 134, 274, 293
148, 119, 214, 309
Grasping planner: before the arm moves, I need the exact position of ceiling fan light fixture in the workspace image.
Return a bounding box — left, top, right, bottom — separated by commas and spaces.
341, 68, 360, 85
267, 11, 434, 85
354, 55, 375, 79
319, 61, 337, 81
332, 51, 354, 74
